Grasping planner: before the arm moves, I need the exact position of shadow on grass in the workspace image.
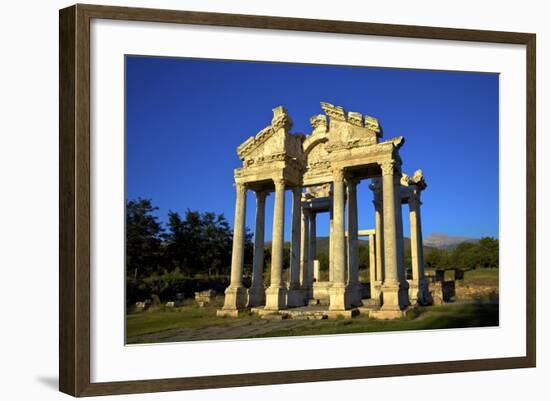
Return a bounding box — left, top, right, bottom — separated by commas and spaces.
249, 303, 499, 338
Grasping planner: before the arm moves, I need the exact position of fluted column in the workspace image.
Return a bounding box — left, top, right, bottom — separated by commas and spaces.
329, 168, 351, 311
288, 187, 305, 306
379, 160, 408, 311
346, 177, 362, 306
248, 190, 267, 307
220, 183, 248, 312
265, 178, 287, 310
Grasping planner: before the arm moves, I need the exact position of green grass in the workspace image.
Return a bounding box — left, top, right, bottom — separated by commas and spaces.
126, 302, 498, 342
461, 268, 499, 286
250, 303, 499, 338
126, 297, 234, 338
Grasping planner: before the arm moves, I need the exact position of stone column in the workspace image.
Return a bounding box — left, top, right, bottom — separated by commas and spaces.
394, 174, 407, 284
368, 232, 376, 295
265, 178, 287, 310
329, 168, 350, 311
307, 211, 317, 296
374, 199, 384, 282
248, 190, 267, 307
379, 160, 408, 313
346, 177, 362, 306
329, 208, 334, 282
288, 187, 304, 307
408, 192, 431, 305
220, 182, 248, 313
300, 207, 310, 289
369, 178, 384, 304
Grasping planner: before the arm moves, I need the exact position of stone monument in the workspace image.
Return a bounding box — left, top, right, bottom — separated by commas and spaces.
217, 102, 431, 319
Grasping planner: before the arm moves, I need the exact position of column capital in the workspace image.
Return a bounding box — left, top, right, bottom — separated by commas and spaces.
255, 189, 269, 202
408, 193, 422, 209
273, 177, 286, 189
345, 177, 360, 189
332, 167, 345, 182
379, 160, 400, 176
235, 182, 247, 194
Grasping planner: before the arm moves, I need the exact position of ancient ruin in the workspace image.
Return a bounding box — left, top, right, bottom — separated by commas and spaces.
217, 102, 432, 319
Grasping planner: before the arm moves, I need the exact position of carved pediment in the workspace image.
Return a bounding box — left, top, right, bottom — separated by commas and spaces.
317, 102, 383, 152
237, 106, 299, 167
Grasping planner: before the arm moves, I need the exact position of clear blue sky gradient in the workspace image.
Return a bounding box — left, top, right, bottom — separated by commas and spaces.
126, 56, 499, 241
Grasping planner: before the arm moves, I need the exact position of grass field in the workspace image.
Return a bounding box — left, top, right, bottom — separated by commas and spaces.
126, 268, 499, 344
126, 301, 498, 344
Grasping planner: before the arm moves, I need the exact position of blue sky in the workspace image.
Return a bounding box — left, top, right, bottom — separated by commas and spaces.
126, 56, 499, 240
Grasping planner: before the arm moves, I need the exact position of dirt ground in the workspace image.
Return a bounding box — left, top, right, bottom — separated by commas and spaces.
128, 318, 311, 344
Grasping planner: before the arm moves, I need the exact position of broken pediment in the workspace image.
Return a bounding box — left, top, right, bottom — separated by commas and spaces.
236, 106, 304, 168
315, 102, 382, 152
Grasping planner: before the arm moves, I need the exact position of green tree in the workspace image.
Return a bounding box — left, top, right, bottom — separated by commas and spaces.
451, 242, 478, 270
476, 237, 499, 268
126, 198, 164, 279
425, 247, 450, 269
164, 209, 253, 277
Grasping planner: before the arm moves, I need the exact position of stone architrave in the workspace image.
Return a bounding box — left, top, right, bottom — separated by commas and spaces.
248, 190, 268, 307
265, 178, 288, 310
218, 183, 248, 316
288, 187, 305, 307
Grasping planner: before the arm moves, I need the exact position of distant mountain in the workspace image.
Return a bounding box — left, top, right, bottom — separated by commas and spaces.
268, 236, 436, 254
423, 233, 478, 250
266, 233, 473, 252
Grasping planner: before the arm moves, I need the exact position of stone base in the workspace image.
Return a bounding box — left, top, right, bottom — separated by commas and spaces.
221, 286, 248, 310
328, 284, 352, 311
216, 309, 249, 318
326, 309, 359, 319
408, 279, 433, 306
264, 286, 288, 310
370, 280, 383, 301
380, 280, 409, 310
287, 288, 306, 307
361, 298, 381, 308
247, 285, 265, 307
369, 308, 408, 320
347, 283, 364, 307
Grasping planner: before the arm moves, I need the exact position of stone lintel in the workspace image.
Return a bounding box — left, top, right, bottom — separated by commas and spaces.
358, 229, 375, 237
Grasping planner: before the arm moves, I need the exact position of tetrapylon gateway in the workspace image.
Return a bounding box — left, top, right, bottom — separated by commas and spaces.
217, 102, 432, 319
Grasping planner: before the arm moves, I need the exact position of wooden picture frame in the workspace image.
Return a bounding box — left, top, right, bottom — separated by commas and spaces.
59, 3, 536, 397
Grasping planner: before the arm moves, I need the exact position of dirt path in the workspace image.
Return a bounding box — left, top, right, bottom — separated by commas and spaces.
128, 319, 311, 344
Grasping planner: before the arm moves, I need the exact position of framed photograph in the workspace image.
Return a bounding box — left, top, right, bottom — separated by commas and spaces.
59, 4, 536, 397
